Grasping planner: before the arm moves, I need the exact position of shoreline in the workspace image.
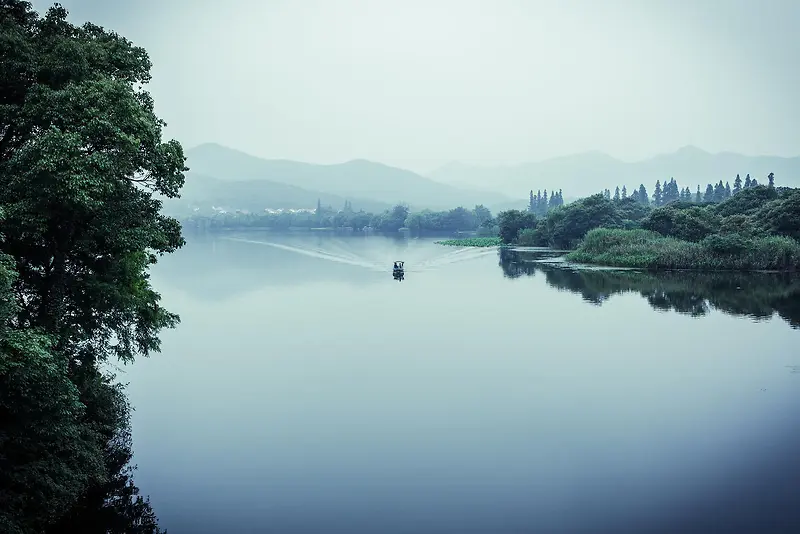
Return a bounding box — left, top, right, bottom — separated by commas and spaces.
436, 233, 800, 273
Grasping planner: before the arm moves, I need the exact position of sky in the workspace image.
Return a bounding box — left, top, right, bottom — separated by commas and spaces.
30, 0, 800, 173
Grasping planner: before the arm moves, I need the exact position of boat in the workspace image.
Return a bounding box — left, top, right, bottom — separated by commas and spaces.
392, 261, 404, 280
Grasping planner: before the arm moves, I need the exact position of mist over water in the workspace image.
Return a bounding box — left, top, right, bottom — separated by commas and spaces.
125, 234, 800, 534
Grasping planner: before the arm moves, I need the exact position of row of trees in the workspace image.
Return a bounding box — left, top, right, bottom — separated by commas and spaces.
527, 189, 565, 217
1, 3, 181, 532
498, 180, 798, 250
184, 203, 496, 235
601, 173, 775, 208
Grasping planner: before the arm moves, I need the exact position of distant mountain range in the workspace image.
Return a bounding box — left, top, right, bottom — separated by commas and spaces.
427, 146, 800, 198
161, 171, 393, 215
161, 144, 799, 217
163, 143, 518, 217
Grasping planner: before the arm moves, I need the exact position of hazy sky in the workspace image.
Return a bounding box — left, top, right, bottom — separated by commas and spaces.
31, 0, 800, 172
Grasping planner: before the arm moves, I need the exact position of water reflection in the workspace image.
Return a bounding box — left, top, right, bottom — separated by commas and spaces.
498, 248, 800, 329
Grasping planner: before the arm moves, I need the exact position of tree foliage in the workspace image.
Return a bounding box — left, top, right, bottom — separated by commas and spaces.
496, 174, 799, 265
183, 203, 496, 236
1, 1, 185, 531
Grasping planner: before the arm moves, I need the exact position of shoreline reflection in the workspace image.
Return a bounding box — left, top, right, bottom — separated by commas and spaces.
498, 248, 800, 329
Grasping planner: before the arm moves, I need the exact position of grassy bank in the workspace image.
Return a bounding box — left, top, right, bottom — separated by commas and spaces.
566, 228, 800, 271
435, 237, 503, 247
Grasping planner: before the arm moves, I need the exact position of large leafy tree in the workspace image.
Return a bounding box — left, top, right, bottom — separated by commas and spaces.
1, 1, 185, 531
0, 252, 102, 534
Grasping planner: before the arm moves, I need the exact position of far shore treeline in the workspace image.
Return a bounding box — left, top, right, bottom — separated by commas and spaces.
182, 202, 500, 236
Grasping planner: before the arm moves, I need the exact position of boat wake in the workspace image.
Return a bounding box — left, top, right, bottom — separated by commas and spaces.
222, 236, 495, 273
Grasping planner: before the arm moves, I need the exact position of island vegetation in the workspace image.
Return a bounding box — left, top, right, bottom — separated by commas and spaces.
1, 2, 184, 532
493, 175, 800, 271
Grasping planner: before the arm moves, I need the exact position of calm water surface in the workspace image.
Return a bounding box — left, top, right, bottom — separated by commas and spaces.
123, 234, 800, 534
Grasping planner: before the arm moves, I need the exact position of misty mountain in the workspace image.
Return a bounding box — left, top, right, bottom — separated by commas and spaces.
161, 172, 392, 217
428, 146, 800, 198
183, 143, 517, 211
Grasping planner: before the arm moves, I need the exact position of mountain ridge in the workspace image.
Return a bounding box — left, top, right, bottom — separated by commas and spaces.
161, 171, 393, 217
426, 146, 800, 197
183, 143, 517, 211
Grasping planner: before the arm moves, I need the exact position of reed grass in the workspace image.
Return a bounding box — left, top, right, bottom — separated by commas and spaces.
566, 228, 800, 271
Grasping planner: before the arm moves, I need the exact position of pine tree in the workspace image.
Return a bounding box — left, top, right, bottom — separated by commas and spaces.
751, 177, 759, 187
704, 183, 714, 203
768, 172, 775, 188
695, 185, 702, 203
543, 189, 548, 208
725, 181, 731, 199
652, 180, 662, 206
621, 185, 627, 199
613, 186, 621, 201
662, 178, 679, 204
744, 174, 752, 189
638, 184, 649, 206
529, 190, 535, 212
713, 180, 725, 203
733, 174, 742, 194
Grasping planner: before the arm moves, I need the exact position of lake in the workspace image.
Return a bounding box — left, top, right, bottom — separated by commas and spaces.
122, 233, 800, 534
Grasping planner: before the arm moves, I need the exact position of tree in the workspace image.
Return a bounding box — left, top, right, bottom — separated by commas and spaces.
613, 186, 620, 201
0, 253, 103, 534
695, 185, 702, 203
713, 180, 725, 203
497, 210, 537, 243
548, 190, 557, 208
638, 184, 649, 206
473, 204, 492, 227
768, 172, 775, 188
661, 178, 679, 205
652, 180, 663, 206
528, 190, 535, 212
545, 194, 622, 249
621, 185, 627, 200
733, 174, 742, 194
744, 174, 752, 189
0, 2, 182, 531
725, 181, 732, 198
704, 183, 715, 203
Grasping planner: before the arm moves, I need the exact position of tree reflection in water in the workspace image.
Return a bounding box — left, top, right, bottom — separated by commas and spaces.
498, 248, 800, 329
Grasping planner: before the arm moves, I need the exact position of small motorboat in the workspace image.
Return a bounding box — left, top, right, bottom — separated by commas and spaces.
392, 261, 405, 281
